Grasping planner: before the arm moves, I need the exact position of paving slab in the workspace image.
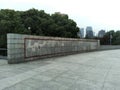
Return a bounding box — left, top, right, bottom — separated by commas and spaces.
0, 49, 120, 90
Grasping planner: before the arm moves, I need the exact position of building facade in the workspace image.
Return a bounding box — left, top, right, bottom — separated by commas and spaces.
78, 28, 84, 38
80, 28, 84, 38
86, 26, 94, 38
98, 30, 105, 38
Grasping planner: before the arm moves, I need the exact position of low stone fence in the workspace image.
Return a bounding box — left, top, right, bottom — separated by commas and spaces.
7, 33, 100, 64
98, 45, 120, 50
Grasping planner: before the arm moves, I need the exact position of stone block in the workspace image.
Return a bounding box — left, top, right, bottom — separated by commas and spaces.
7, 33, 99, 64
7, 34, 15, 39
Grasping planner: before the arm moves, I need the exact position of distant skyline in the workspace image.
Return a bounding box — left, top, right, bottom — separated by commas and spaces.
1, 0, 120, 34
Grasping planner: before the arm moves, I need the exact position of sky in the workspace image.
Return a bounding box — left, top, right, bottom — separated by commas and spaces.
0, 0, 120, 34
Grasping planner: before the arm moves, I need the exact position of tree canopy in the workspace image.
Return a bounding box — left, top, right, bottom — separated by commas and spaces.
0, 8, 79, 48
99, 30, 120, 45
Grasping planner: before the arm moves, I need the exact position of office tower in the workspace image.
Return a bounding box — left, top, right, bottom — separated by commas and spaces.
98, 30, 105, 38
78, 28, 84, 38
86, 26, 94, 38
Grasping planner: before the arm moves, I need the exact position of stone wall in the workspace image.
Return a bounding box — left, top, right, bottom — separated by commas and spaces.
98, 45, 120, 50
7, 33, 100, 64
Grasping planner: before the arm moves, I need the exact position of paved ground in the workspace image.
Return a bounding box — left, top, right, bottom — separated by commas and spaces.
0, 56, 7, 59
0, 50, 120, 90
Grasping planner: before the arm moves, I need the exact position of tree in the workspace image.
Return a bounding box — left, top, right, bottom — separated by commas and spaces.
112, 31, 120, 45
0, 8, 80, 49
99, 30, 120, 45
51, 13, 79, 38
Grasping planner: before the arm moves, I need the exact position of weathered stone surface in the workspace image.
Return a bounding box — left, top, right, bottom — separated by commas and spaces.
7, 33, 99, 63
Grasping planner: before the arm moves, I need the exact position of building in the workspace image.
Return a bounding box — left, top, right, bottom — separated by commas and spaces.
80, 28, 84, 38
86, 26, 94, 38
78, 28, 84, 38
54, 12, 67, 17
98, 30, 105, 38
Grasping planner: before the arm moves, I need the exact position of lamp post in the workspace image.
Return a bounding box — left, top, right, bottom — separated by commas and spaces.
28, 27, 31, 34
110, 32, 112, 45
28, 27, 31, 30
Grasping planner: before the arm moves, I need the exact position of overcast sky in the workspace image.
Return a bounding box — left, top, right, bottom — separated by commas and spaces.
0, 0, 120, 34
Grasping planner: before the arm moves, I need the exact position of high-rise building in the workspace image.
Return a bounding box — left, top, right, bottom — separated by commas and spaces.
78, 28, 84, 38
86, 26, 94, 38
98, 30, 105, 38
80, 28, 84, 38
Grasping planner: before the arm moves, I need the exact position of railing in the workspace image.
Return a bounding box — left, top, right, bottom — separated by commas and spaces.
0, 48, 7, 57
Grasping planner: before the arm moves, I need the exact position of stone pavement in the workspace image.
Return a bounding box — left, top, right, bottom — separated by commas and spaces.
0, 50, 120, 90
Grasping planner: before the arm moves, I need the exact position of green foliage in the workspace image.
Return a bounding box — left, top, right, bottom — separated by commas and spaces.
112, 31, 120, 45
0, 9, 79, 48
99, 30, 120, 45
